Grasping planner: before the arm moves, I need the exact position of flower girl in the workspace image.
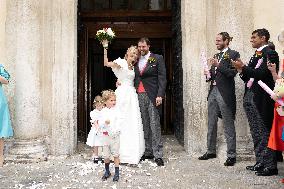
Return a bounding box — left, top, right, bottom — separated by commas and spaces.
86, 95, 105, 163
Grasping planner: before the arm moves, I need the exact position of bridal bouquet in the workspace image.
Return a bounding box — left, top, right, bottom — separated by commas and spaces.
96, 28, 116, 49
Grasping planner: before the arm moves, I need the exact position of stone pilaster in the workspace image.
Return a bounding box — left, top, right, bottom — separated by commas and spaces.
0, 0, 7, 64
50, 0, 77, 155
181, 0, 209, 155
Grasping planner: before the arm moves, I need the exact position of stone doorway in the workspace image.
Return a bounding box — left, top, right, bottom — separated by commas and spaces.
77, 0, 184, 144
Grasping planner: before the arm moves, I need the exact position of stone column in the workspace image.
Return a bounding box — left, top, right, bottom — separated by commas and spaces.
5, 0, 47, 162
181, 0, 209, 155
50, 0, 77, 155
0, 0, 7, 64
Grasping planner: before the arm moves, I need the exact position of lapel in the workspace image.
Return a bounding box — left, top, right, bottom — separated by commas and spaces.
248, 47, 266, 67
219, 48, 231, 62
214, 48, 232, 77
140, 53, 154, 75
134, 60, 140, 75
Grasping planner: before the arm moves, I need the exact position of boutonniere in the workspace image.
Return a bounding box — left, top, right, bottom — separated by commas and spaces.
223, 52, 230, 60
148, 57, 156, 63
255, 51, 262, 58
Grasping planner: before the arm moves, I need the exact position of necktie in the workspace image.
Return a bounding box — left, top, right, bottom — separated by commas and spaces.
218, 52, 224, 61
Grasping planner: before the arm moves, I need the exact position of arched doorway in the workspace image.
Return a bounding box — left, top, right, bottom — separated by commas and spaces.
77, 0, 183, 144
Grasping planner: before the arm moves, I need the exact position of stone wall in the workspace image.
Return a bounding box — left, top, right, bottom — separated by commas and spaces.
1, 0, 284, 159
253, 0, 284, 65
0, 0, 7, 65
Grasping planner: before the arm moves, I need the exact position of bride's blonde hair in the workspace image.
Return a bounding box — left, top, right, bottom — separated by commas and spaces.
124, 46, 138, 60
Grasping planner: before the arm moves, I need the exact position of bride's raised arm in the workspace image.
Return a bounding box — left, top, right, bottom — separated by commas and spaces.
103, 47, 121, 69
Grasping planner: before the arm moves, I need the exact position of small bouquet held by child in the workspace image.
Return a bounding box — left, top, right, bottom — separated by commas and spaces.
272, 78, 284, 116
267, 76, 284, 160
96, 28, 116, 49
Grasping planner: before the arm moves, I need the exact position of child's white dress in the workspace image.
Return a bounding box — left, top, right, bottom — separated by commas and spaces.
86, 109, 105, 147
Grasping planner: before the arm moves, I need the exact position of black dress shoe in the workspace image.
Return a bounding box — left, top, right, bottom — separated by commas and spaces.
113, 174, 119, 182
155, 158, 164, 166
98, 157, 104, 163
276, 151, 283, 162
255, 168, 278, 176
198, 153, 217, 160
140, 154, 155, 161
246, 162, 263, 171
93, 158, 99, 164
224, 157, 236, 166
102, 172, 111, 181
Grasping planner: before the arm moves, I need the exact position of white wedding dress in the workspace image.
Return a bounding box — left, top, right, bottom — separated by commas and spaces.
112, 58, 145, 164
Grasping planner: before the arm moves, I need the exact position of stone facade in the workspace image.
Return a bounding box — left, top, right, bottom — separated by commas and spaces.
0, 0, 283, 161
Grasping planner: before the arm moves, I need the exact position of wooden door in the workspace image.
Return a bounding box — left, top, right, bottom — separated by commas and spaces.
77, 25, 89, 141
78, 0, 174, 141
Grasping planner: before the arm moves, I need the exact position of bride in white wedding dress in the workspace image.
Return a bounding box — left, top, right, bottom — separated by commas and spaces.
103, 44, 145, 165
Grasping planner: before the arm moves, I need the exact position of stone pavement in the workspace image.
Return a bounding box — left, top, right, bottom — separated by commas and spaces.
0, 136, 283, 189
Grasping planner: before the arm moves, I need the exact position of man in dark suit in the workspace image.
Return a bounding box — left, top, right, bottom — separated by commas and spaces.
233, 28, 279, 176
198, 32, 240, 166
135, 37, 167, 166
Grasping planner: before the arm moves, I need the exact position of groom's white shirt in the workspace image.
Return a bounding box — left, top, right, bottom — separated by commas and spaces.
138, 51, 151, 71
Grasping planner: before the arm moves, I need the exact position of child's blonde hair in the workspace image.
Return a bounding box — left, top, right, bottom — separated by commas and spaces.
101, 89, 116, 102
93, 95, 104, 109
124, 46, 138, 59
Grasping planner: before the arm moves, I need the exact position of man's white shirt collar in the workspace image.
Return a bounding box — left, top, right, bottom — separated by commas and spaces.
142, 51, 151, 60
218, 47, 228, 60
256, 44, 268, 51
221, 47, 229, 53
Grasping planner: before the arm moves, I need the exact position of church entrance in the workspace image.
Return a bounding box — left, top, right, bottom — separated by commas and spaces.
77, 0, 183, 144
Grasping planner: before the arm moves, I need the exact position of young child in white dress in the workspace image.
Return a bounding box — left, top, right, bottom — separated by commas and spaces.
101, 90, 121, 182
86, 95, 105, 163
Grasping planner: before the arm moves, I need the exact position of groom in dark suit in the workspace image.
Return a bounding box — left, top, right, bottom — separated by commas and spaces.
135, 37, 167, 166
198, 32, 240, 166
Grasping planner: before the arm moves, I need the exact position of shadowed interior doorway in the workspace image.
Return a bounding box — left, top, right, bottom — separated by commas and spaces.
77, 0, 183, 145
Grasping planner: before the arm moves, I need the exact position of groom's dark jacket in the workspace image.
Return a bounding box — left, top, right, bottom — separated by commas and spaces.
134, 53, 167, 114
207, 48, 240, 119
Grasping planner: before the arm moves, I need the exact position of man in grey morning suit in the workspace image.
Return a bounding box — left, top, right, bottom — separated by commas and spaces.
134, 37, 167, 166
198, 32, 240, 166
